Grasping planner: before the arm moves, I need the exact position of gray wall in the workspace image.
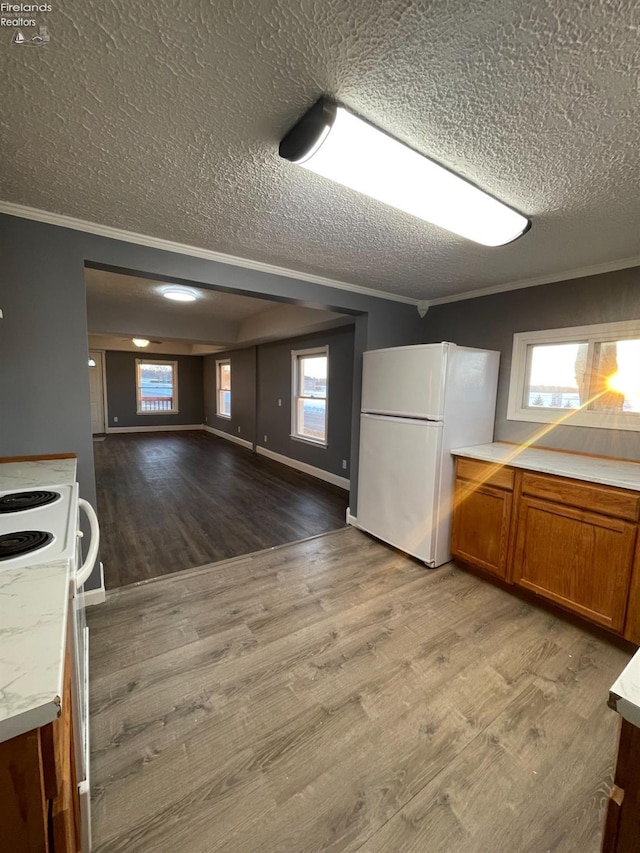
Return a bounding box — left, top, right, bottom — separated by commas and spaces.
203, 347, 257, 443
203, 327, 355, 480
0, 216, 97, 566
0, 213, 428, 587
256, 326, 354, 479
105, 351, 204, 428
422, 267, 640, 459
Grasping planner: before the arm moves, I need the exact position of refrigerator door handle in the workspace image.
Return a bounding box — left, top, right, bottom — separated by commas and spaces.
361, 413, 442, 424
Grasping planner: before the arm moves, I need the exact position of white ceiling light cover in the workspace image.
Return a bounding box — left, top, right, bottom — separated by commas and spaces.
161, 286, 198, 302
280, 99, 530, 247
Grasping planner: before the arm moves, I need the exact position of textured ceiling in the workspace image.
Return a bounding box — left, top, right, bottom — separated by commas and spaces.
2, 0, 640, 300
85, 269, 277, 324
84, 268, 346, 346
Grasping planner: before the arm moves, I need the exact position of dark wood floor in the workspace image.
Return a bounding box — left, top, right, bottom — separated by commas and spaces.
87, 527, 631, 853
93, 431, 349, 589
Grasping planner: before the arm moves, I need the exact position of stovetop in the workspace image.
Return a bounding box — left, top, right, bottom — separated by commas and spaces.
0, 483, 79, 569
0, 490, 61, 513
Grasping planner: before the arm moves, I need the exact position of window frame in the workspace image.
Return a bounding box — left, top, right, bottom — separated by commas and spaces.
216, 358, 231, 419
506, 319, 640, 431
291, 346, 329, 446
135, 358, 179, 415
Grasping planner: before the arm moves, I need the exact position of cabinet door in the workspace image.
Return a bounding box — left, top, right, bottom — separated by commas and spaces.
451, 478, 513, 579
0, 646, 80, 853
602, 719, 640, 853
0, 730, 48, 852
51, 648, 81, 853
513, 497, 636, 632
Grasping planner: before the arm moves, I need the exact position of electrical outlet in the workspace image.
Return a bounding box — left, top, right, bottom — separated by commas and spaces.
264, 435, 267, 443
237, 426, 241, 433
204, 416, 208, 422
113, 416, 118, 423
342, 459, 347, 470
278, 399, 282, 407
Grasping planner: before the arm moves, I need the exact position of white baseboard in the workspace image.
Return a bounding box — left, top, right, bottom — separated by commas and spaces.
256, 446, 350, 490
202, 424, 254, 450
79, 562, 106, 606
106, 424, 203, 434
346, 509, 357, 526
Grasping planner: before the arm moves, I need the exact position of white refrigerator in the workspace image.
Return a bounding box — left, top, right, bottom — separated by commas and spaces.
355, 342, 499, 567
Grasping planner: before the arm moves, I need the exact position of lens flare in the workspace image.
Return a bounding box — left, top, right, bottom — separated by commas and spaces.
607, 371, 633, 395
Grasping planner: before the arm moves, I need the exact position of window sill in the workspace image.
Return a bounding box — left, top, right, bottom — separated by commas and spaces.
290, 434, 328, 448
507, 407, 640, 432
216, 414, 231, 420
136, 411, 180, 416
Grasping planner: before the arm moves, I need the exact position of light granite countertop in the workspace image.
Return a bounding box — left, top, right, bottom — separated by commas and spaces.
0, 457, 77, 491
0, 457, 78, 743
609, 650, 640, 728
0, 559, 72, 742
451, 442, 640, 492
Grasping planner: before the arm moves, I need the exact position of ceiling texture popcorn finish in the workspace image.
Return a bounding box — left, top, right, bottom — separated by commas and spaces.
1, 0, 640, 301
84, 268, 348, 348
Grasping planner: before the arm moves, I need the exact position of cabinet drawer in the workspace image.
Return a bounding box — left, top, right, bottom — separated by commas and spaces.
520, 473, 640, 521
455, 457, 514, 491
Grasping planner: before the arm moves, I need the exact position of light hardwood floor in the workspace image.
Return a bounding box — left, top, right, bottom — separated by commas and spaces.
87, 527, 631, 852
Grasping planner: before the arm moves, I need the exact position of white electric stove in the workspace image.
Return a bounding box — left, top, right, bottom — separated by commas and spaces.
0, 484, 79, 567
0, 483, 99, 852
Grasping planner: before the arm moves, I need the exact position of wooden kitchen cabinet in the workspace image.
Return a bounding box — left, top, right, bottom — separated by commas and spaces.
451, 456, 640, 641
0, 649, 80, 853
450, 457, 514, 580
512, 495, 636, 632
602, 719, 640, 853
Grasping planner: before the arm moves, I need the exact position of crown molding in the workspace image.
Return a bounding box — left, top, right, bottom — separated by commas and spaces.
0, 200, 419, 306
4, 200, 638, 312
426, 254, 640, 307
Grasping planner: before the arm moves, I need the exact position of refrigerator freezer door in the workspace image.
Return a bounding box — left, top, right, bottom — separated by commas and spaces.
361, 343, 446, 419
356, 414, 442, 564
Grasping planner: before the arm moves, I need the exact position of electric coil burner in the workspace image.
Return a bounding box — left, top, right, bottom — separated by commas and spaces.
0, 490, 60, 513
0, 530, 54, 560
0, 484, 75, 570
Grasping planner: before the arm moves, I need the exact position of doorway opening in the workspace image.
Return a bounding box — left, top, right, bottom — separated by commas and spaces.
85, 265, 359, 589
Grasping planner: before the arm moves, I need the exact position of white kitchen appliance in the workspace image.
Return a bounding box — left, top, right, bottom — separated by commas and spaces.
355, 342, 499, 567
0, 484, 99, 851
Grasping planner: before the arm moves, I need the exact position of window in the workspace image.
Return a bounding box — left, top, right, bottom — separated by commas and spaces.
291, 347, 328, 445
507, 320, 640, 431
136, 359, 178, 414
216, 359, 231, 418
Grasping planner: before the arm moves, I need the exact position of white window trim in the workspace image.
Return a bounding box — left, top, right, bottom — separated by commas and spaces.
507, 319, 640, 431
216, 358, 231, 419
291, 346, 329, 447
135, 358, 179, 415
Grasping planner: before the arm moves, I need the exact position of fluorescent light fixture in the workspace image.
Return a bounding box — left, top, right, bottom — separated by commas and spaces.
132, 338, 150, 348
161, 287, 197, 302
279, 98, 530, 247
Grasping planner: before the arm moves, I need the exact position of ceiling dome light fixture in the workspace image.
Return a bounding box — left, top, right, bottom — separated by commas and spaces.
161, 286, 198, 302
132, 338, 150, 348
279, 98, 530, 247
